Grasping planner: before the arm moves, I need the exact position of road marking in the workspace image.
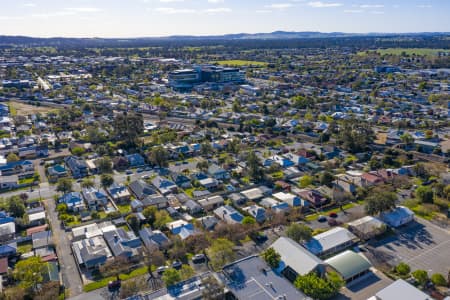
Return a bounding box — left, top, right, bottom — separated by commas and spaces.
404, 239, 450, 264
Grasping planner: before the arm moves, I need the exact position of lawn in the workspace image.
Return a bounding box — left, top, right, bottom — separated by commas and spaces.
358, 48, 449, 56
117, 204, 131, 214
83, 266, 148, 292
8, 101, 59, 116
18, 177, 37, 185
305, 203, 355, 222
17, 242, 33, 253
215, 60, 268, 67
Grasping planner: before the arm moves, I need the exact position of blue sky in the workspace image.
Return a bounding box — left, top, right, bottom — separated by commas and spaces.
0, 0, 449, 37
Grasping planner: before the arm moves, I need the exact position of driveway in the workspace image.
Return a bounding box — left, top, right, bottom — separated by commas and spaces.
45, 198, 84, 297
368, 218, 450, 276
333, 269, 393, 300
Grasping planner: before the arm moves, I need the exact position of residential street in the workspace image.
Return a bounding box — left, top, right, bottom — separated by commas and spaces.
45, 198, 84, 297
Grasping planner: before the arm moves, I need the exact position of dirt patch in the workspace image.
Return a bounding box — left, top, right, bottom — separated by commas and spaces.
9, 101, 59, 116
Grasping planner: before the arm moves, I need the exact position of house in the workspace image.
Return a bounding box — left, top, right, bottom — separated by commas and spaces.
47, 165, 68, 182
240, 186, 272, 202
139, 227, 171, 250
59, 192, 85, 212
304, 227, 357, 258
32, 230, 53, 249
72, 236, 113, 269
0, 222, 15, 242
185, 200, 203, 215
228, 193, 246, 206
167, 220, 197, 240
198, 215, 218, 230
151, 176, 177, 195
142, 194, 169, 209
131, 199, 144, 212
128, 180, 156, 200
372, 279, 432, 300
198, 195, 224, 211
26, 224, 48, 236
271, 237, 325, 282
0, 244, 17, 258
27, 209, 46, 226
325, 250, 372, 284
260, 197, 291, 213
207, 163, 229, 180
214, 205, 244, 224
0, 175, 18, 190
171, 173, 191, 189
296, 189, 327, 208
347, 216, 387, 240
64, 156, 88, 178
0, 160, 34, 177
361, 172, 384, 187
103, 228, 141, 259
126, 153, 145, 167
0, 257, 8, 275
107, 183, 131, 203
380, 206, 414, 228
243, 205, 266, 223
81, 187, 109, 210
198, 177, 219, 189
273, 192, 305, 207
220, 256, 306, 300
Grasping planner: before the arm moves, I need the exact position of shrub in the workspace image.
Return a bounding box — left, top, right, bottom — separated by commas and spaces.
431, 273, 447, 287
395, 262, 410, 276
412, 269, 429, 286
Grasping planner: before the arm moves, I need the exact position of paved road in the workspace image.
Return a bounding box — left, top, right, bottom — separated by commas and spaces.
45, 198, 84, 297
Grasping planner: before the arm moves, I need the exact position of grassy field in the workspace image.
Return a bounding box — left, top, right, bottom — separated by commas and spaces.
8, 101, 59, 116
215, 60, 268, 67
83, 266, 148, 292
358, 48, 449, 56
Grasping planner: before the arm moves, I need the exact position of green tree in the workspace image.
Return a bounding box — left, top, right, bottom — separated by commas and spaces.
56, 178, 73, 194
262, 247, 281, 268
294, 271, 342, 300
400, 133, 414, 145
154, 211, 172, 229
126, 214, 140, 232
162, 268, 182, 287
412, 269, 429, 286
299, 175, 313, 188
100, 174, 114, 189
56, 203, 68, 214
246, 152, 263, 182
395, 262, 411, 276
180, 265, 195, 280
6, 152, 19, 163
81, 178, 95, 189
13, 256, 48, 291
415, 186, 434, 203
319, 171, 334, 187
97, 157, 113, 174
242, 216, 256, 225
113, 112, 144, 146
207, 238, 236, 270
8, 196, 26, 218
142, 206, 157, 225
365, 190, 396, 215
431, 273, 447, 287
71, 146, 85, 156
336, 119, 374, 153
286, 223, 312, 243
149, 146, 169, 167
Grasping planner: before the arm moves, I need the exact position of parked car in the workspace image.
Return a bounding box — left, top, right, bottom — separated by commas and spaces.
328, 212, 338, 218
172, 261, 182, 270
137, 168, 144, 173
317, 215, 327, 223
141, 174, 150, 180
192, 254, 206, 264
156, 266, 168, 275
125, 170, 133, 175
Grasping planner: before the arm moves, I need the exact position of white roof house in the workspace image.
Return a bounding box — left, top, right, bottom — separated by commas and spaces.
380, 206, 414, 228
374, 279, 432, 300
304, 227, 357, 257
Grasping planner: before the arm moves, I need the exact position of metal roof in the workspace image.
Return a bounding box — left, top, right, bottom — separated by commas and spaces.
304, 227, 357, 255
324, 250, 372, 280
375, 279, 431, 300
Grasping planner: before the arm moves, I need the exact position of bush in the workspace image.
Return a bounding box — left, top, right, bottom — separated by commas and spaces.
412, 269, 429, 286
395, 262, 411, 276
431, 273, 447, 287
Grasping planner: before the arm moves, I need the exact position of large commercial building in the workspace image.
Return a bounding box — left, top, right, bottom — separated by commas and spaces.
168, 65, 245, 90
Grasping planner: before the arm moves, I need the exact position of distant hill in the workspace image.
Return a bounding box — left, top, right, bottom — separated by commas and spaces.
0, 31, 448, 48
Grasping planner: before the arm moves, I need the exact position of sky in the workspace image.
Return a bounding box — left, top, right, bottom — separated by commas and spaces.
0, 0, 449, 38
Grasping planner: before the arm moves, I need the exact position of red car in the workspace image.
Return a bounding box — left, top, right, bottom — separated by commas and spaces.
328, 212, 338, 218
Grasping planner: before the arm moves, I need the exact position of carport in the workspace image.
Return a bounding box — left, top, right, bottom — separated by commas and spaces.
325, 250, 372, 284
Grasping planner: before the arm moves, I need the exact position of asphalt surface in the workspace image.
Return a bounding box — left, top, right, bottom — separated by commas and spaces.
369, 218, 450, 276
46, 198, 84, 296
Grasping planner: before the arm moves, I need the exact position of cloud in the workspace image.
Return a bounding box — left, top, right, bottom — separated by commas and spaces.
344, 9, 363, 13
370, 10, 384, 14
0, 16, 25, 20
308, 1, 342, 8
358, 4, 384, 8
31, 11, 76, 18
22, 3, 36, 7
265, 3, 293, 9
203, 7, 231, 13
154, 7, 196, 14
159, 0, 185, 2
65, 7, 102, 13
417, 4, 432, 8
208, 0, 224, 3
256, 9, 273, 13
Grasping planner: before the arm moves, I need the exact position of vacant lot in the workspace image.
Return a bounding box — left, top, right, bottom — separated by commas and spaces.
215, 60, 268, 67
368, 219, 450, 276
9, 101, 59, 116
358, 48, 449, 56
